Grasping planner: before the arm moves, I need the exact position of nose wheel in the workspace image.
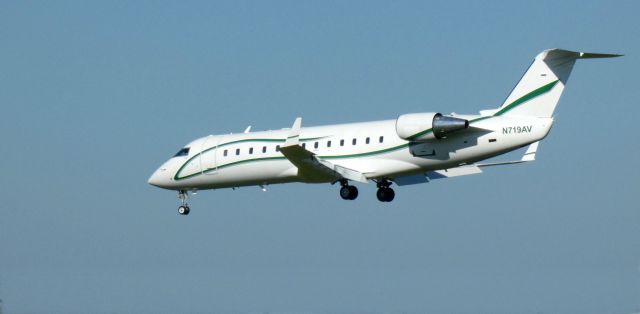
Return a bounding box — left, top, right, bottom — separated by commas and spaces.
178, 205, 190, 215
177, 190, 190, 215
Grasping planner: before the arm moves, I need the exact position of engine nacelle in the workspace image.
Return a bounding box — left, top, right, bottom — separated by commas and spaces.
396, 112, 469, 141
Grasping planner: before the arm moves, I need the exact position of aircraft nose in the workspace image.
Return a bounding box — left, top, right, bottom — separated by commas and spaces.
148, 167, 171, 188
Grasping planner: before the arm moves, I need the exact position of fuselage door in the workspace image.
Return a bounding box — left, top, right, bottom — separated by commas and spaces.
199, 135, 219, 175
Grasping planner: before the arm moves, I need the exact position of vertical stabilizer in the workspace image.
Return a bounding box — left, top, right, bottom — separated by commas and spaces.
495, 49, 621, 118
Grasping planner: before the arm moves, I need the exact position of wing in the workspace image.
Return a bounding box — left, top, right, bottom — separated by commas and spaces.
280, 117, 368, 183
394, 141, 540, 186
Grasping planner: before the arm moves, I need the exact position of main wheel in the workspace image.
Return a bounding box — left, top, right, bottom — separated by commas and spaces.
178, 205, 190, 215
384, 188, 395, 202
347, 185, 358, 200
376, 187, 395, 202
376, 188, 387, 202
340, 186, 351, 200
340, 185, 359, 200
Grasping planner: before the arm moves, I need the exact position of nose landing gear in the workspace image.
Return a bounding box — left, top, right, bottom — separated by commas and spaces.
178, 205, 190, 215
177, 190, 190, 215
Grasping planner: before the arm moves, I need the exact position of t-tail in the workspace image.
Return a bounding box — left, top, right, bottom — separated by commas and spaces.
493, 49, 621, 118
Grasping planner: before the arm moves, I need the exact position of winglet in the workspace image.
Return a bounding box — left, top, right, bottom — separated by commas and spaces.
284, 117, 302, 147
521, 141, 539, 162
475, 141, 541, 168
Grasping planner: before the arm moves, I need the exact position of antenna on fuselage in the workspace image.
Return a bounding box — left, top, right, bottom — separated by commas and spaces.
244, 125, 252, 133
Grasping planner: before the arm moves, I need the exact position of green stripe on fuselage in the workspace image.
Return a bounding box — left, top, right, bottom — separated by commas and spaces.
405, 80, 559, 140
175, 80, 560, 181
174, 136, 326, 180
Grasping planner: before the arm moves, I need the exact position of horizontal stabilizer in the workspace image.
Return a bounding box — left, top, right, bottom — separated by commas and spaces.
577, 52, 624, 59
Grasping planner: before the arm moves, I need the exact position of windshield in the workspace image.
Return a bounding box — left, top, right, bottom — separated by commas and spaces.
173, 147, 190, 157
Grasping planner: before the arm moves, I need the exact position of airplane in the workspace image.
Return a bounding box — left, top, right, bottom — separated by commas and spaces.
148, 49, 620, 215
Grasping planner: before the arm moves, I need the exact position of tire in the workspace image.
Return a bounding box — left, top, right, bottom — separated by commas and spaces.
376, 188, 387, 202
384, 188, 395, 202
377, 187, 395, 202
340, 186, 351, 200
178, 205, 189, 215
348, 186, 358, 200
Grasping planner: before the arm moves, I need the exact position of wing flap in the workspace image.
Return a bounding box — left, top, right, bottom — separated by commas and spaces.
394, 141, 541, 186
394, 165, 482, 186
426, 165, 482, 179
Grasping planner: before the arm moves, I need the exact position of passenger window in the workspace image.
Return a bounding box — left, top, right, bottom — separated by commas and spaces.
314, 142, 319, 149
352, 138, 357, 145
302, 143, 306, 149
276, 145, 280, 152
379, 136, 384, 143
223, 149, 228, 157
327, 140, 331, 148
249, 147, 253, 154
340, 139, 344, 146
365, 137, 370, 144
236, 148, 240, 156
262, 146, 267, 153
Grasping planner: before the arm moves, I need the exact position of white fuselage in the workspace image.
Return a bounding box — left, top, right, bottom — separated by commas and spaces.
148, 114, 553, 191
148, 48, 619, 213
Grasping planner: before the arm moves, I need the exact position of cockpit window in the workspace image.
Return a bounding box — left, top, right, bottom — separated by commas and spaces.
173, 147, 190, 157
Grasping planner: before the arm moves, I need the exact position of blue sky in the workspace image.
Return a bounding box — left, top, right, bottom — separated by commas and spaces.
0, 1, 639, 313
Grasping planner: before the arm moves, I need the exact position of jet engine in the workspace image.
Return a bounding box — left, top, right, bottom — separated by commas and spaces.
395, 112, 469, 141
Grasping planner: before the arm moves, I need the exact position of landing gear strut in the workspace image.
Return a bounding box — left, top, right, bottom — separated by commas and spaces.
177, 190, 190, 215
339, 180, 358, 200
376, 180, 395, 202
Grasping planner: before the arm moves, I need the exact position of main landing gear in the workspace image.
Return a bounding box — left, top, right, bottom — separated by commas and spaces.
339, 180, 359, 200
177, 190, 190, 215
337, 179, 395, 202
376, 180, 395, 202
